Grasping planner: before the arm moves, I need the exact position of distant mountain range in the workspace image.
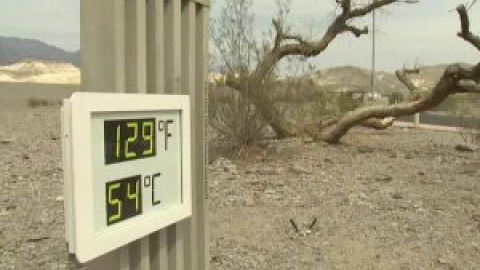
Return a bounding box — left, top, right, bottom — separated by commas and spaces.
0, 36, 79, 67
308, 65, 448, 96
0, 36, 452, 91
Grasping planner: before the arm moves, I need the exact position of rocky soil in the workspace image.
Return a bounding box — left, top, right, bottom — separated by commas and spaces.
1, 105, 479, 269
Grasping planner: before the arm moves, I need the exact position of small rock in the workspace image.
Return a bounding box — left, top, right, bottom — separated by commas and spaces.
455, 143, 478, 152
55, 196, 64, 202
260, 167, 283, 175
435, 156, 447, 163
303, 137, 314, 144
26, 236, 50, 243
21, 153, 30, 160
265, 189, 276, 195
357, 146, 374, 154
376, 175, 393, 183
290, 165, 312, 174
472, 214, 480, 222
392, 192, 403, 200
436, 257, 449, 265
0, 137, 15, 144
387, 151, 398, 158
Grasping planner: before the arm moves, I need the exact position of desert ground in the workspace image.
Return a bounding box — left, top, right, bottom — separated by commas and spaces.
0, 86, 479, 270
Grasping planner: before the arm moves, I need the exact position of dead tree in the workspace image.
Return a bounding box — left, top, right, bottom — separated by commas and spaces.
316, 4, 480, 143
222, 0, 412, 139
215, 1, 479, 144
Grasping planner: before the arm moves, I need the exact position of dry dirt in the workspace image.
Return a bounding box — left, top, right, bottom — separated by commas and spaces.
0, 103, 479, 270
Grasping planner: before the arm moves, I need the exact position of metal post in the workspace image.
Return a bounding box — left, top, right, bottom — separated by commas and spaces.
370, 7, 376, 103
79, 0, 210, 269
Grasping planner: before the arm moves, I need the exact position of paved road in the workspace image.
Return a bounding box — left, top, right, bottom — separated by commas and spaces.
397, 111, 479, 128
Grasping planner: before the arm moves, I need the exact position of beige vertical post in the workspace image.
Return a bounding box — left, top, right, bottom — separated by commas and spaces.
414, 113, 420, 127
194, 4, 209, 269
164, 0, 185, 269
79, 0, 210, 269
146, 0, 169, 269
181, 1, 196, 270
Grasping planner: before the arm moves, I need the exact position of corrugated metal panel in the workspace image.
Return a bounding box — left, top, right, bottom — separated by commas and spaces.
79, 0, 208, 269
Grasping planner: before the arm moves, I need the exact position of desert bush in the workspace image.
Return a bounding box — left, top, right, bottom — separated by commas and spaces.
335, 93, 362, 113
389, 92, 404, 104
27, 98, 48, 108
455, 94, 480, 144
457, 116, 480, 145
26, 98, 61, 108
207, 84, 268, 146
433, 95, 460, 114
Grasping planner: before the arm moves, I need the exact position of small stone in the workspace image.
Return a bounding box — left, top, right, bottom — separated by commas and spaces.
437, 257, 449, 265
0, 137, 15, 144
357, 146, 374, 154
26, 236, 49, 243
376, 175, 393, 183
392, 192, 403, 200
472, 214, 480, 222
0, 209, 9, 216
260, 167, 283, 175
55, 196, 64, 202
21, 154, 30, 160
455, 143, 478, 152
388, 151, 398, 158
303, 138, 314, 144
290, 165, 312, 174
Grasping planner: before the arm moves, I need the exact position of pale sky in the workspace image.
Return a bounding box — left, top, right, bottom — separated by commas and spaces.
0, 0, 478, 71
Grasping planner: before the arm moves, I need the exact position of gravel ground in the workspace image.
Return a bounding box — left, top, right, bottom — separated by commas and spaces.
0, 105, 479, 270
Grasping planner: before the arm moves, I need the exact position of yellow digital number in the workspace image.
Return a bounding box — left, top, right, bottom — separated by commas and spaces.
125, 122, 138, 158
142, 121, 154, 155
115, 125, 121, 158
108, 183, 122, 223
127, 180, 140, 211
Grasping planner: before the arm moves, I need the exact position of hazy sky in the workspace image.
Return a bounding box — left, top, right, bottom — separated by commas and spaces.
0, 0, 478, 71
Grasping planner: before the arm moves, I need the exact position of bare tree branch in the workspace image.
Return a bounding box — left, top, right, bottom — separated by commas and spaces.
344, 25, 368, 37
395, 68, 420, 95
457, 4, 480, 51
214, 0, 418, 139
350, 0, 400, 18
251, 0, 408, 87
318, 63, 480, 143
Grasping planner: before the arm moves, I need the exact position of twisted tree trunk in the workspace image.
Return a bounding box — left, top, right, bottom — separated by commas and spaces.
316, 5, 480, 143
225, 0, 406, 138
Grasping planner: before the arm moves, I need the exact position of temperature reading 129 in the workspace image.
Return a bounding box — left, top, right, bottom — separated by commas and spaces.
104, 118, 156, 164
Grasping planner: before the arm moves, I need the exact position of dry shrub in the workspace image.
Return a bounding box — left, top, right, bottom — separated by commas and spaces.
455, 94, 480, 144
208, 84, 267, 146
27, 98, 51, 108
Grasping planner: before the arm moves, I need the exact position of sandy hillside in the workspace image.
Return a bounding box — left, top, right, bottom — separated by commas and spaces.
0, 60, 80, 84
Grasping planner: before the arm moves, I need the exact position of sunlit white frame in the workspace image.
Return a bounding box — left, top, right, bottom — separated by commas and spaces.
62, 92, 191, 263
